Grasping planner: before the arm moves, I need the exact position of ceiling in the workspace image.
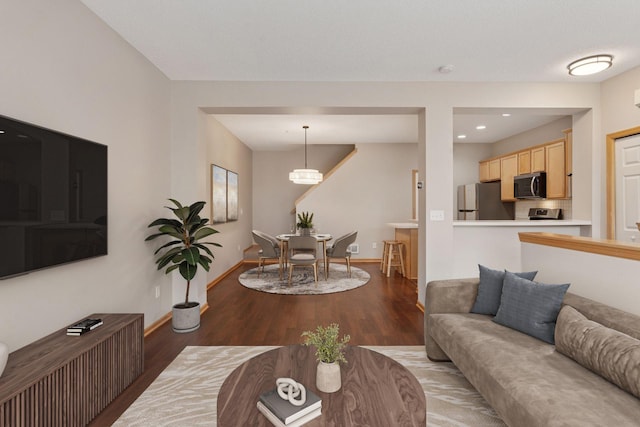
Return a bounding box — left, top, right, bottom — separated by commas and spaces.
80, 0, 640, 149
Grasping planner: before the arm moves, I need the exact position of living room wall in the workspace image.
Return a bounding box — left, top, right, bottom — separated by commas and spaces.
0, 0, 172, 351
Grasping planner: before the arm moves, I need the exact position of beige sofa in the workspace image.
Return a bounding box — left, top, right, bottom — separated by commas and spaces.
424, 278, 640, 427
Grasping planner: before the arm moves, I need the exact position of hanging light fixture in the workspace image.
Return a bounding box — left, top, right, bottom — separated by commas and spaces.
567, 54, 613, 76
289, 125, 323, 185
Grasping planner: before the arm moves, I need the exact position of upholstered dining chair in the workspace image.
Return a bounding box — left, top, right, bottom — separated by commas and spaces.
252, 230, 282, 279
287, 235, 319, 285
325, 231, 358, 278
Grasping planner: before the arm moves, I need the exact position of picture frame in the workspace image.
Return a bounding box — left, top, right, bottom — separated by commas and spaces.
227, 170, 238, 221
212, 164, 227, 224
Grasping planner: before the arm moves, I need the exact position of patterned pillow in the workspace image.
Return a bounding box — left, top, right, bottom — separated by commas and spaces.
493, 272, 569, 344
470, 265, 537, 315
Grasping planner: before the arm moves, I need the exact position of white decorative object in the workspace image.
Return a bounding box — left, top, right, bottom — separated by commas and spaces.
276, 377, 306, 406
316, 361, 341, 393
0, 341, 8, 378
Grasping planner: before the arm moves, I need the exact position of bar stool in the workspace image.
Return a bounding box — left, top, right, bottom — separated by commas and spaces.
381, 240, 406, 277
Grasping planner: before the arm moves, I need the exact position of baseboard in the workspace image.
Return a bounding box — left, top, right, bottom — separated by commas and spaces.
416, 301, 424, 313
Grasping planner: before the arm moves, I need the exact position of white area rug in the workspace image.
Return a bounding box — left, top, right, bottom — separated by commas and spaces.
238, 264, 370, 295
114, 346, 505, 427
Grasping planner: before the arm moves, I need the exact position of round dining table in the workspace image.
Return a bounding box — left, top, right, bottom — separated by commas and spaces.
276, 233, 333, 278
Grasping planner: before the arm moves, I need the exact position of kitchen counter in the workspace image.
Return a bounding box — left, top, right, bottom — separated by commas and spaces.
387, 222, 419, 229
453, 220, 591, 227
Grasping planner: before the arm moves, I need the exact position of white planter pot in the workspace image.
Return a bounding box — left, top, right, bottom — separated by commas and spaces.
0, 342, 8, 378
172, 302, 200, 333
316, 361, 341, 393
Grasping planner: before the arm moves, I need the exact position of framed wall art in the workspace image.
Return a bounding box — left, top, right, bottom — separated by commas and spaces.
211, 164, 239, 224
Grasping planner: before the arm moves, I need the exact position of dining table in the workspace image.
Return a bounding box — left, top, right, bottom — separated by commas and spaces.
275, 233, 333, 278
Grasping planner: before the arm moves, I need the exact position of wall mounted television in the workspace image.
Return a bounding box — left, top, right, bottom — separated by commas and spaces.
0, 114, 107, 279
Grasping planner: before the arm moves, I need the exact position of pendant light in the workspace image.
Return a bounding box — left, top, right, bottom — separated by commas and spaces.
289, 125, 323, 185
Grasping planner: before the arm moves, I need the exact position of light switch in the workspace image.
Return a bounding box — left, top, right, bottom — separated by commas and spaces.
430, 210, 445, 221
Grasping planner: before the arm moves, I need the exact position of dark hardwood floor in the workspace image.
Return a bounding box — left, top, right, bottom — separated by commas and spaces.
89, 262, 424, 426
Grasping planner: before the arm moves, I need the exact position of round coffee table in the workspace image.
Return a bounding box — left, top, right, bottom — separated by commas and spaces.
217, 345, 426, 426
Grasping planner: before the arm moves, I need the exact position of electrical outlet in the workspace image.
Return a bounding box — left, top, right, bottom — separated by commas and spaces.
372, 242, 377, 249
155, 286, 160, 299
430, 210, 445, 221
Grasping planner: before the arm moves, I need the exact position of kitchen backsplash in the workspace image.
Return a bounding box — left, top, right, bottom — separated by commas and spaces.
515, 199, 572, 220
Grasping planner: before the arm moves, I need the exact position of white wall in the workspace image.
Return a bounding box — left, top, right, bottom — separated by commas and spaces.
491, 116, 573, 156
521, 242, 640, 316
297, 143, 418, 258
252, 145, 354, 237
0, 0, 172, 351
452, 143, 493, 212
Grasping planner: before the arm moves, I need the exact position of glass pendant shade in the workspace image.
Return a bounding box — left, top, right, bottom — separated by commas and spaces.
289, 168, 323, 184
290, 125, 323, 185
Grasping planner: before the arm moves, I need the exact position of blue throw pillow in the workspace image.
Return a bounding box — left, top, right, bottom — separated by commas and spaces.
493, 272, 570, 344
471, 265, 537, 315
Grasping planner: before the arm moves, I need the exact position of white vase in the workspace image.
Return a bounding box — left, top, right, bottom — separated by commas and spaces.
0, 341, 8, 378
316, 361, 341, 393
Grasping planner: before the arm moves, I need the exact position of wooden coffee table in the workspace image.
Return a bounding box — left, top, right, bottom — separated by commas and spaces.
217, 345, 426, 426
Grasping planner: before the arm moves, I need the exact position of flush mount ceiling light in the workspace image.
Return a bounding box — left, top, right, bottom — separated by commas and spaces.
476, 125, 486, 130
289, 125, 323, 185
567, 54, 613, 76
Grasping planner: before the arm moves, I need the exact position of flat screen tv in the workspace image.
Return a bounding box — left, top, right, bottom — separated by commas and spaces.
0, 114, 107, 279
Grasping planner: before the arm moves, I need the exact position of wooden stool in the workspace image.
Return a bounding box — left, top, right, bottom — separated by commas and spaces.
381, 240, 406, 277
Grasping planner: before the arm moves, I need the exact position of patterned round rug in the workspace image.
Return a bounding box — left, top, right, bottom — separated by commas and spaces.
238, 263, 370, 295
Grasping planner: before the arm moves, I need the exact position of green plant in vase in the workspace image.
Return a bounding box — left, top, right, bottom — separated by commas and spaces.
296, 211, 314, 235
302, 323, 350, 393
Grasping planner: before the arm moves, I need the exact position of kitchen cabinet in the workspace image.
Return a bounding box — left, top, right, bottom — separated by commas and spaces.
479, 159, 501, 182
531, 146, 545, 172
500, 154, 518, 201
545, 139, 566, 199
518, 150, 531, 174
395, 227, 418, 280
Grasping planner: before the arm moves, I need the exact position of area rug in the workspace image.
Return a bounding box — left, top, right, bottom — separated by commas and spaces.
114, 346, 505, 427
238, 263, 370, 295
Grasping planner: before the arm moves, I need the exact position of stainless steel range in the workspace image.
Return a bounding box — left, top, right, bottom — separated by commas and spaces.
528, 208, 562, 220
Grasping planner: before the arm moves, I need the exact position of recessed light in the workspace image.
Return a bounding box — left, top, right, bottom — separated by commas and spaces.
476, 125, 486, 130
567, 54, 613, 76
438, 64, 455, 74
0, 130, 5, 134
457, 134, 467, 139
502, 113, 511, 117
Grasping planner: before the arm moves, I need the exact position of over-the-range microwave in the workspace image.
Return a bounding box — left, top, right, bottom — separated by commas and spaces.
513, 171, 546, 199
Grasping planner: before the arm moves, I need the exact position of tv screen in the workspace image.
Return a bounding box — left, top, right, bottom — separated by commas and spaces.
0, 115, 107, 279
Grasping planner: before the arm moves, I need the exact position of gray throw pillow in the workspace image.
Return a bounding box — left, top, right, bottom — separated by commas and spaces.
493, 272, 570, 344
470, 265, 537, 315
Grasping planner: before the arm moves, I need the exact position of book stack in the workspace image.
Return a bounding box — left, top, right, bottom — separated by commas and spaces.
66, 318, 103, 336
257, 386, 322, 427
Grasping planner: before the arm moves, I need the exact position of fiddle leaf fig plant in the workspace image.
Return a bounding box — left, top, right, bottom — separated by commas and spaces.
146, 199, 221, 307
302, 323, 351, 364
296, 211, 314, 229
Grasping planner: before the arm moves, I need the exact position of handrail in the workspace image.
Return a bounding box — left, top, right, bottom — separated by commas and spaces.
291, 147, 359, 213
519, 232, 640, 262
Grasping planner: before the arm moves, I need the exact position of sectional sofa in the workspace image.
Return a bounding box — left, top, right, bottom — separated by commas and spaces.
424, 275, 640, 427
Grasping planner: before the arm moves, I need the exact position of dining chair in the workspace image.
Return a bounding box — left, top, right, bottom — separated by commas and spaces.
287, 235, 319, 284
252, 230, 282, 279
325, 231, 358, 278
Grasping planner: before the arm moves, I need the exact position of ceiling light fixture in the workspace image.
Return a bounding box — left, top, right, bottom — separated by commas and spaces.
457, 134, 467, 139
502, 113, 511, 117
476, 125, 486, 130
289, 125, 323, 185
567, 54, 613, 76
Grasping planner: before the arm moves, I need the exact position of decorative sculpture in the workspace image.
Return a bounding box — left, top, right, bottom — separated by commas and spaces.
276, 377, 307, 406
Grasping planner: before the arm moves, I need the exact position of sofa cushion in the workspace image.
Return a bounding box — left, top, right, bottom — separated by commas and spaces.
555, 305, 640, 399
430, 312, 640, 427
470, 265, 537, 315
493, 272, 569, 344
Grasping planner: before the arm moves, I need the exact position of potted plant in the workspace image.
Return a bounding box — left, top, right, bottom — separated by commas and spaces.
296, 211, 314, 236
301, 323, 350, 393
146, 199, 221, 333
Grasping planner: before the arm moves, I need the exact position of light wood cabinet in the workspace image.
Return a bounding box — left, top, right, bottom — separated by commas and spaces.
518, 150, 531, 174
395, 227, 418, 280
500, 154, 518, 201
545, 139, 566, 199
531, 146, 545, 172
479, 159, 501, 182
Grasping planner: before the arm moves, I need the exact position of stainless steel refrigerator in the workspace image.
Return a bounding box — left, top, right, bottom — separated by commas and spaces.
457, 182, 515, 220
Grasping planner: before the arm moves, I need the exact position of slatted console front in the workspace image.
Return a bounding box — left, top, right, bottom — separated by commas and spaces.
0, 313, 144, 426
